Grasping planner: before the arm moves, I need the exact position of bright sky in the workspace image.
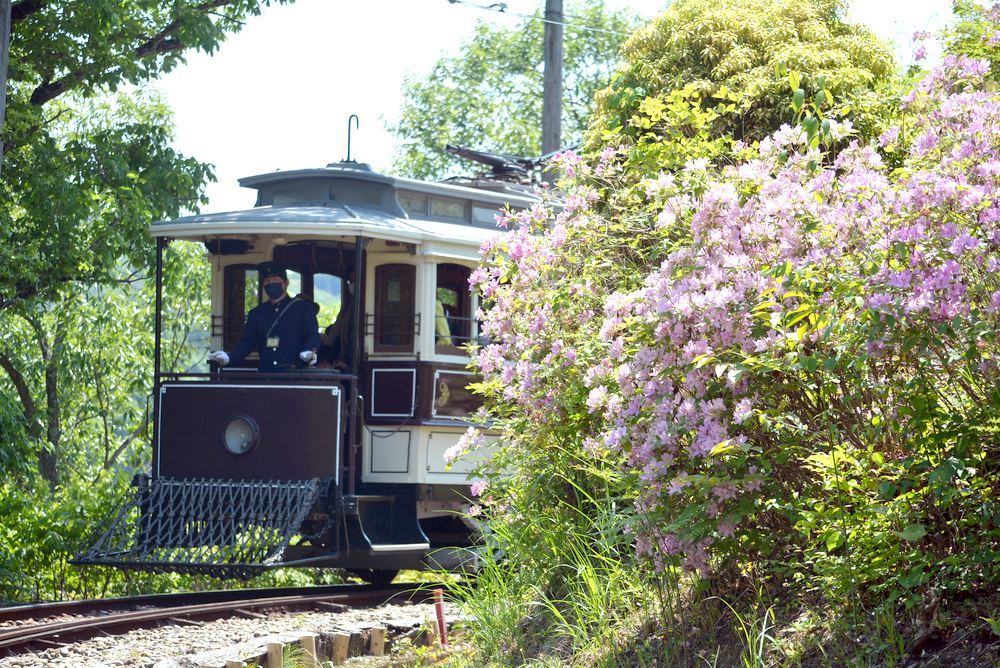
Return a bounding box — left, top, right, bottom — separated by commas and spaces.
156, 0, 954, 214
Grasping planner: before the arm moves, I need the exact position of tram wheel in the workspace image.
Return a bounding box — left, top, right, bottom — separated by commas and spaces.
348, 568, 399, 585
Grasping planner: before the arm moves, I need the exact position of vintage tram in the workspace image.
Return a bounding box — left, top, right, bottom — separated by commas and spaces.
78, 157, 537, 582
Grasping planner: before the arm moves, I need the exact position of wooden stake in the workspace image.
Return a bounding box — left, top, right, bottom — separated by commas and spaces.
433, 588, 448, 647
225, 661, 244, 668
348, 632, 365, 657
331, 632, 351, 665
266, 641, 284, 667
369, 626, 386, 657
299, 633, 320, 668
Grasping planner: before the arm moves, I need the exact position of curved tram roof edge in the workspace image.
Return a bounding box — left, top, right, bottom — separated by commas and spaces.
150, 205, 500, 250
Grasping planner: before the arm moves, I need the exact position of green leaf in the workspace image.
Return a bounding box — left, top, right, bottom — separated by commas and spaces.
823, 530, 842, 551
710, 440, 738, 456
792, 88, 805, 113
897, 566, 925, 588
899, 524, 927, 542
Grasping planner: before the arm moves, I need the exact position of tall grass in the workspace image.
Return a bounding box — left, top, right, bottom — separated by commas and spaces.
710, 594, 776, 668
446, 474, 652, 666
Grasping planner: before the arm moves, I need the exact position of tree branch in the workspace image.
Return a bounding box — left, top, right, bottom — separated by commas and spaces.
10, 0, 45, 27
2, 106, 71, 155
27, 0, 240, 108
104, 417, 147, 473
0, 348, 40, 437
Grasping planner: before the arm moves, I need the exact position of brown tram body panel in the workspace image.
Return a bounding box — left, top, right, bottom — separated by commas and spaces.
156, 381, 342, 481
362, 360, 482, 425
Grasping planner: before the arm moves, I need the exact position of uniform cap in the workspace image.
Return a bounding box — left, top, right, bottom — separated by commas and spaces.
258, 262, 288, 280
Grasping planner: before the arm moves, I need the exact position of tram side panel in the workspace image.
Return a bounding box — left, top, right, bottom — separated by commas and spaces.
360, 360, 497, 487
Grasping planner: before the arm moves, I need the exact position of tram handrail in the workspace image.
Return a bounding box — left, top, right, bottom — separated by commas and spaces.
156, 370, 358, 382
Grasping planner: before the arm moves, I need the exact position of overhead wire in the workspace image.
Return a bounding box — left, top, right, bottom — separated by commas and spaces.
445, 0, 635, 37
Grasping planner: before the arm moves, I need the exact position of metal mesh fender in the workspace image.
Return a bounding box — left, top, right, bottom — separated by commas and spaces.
74, 477, 329, 579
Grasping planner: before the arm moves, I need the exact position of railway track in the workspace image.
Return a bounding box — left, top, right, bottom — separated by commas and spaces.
0, 583, 430, 657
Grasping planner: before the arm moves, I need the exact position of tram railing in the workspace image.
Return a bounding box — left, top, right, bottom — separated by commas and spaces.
433, 313, 483, 353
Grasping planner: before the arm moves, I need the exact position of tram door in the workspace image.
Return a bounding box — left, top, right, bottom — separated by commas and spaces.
271, 243, 359, 488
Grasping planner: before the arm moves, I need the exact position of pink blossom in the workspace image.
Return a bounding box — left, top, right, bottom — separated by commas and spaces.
732, 398, 753, 424
586, 386, 609, 412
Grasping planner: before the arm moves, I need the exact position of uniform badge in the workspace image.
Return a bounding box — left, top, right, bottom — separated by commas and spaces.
266, 336, 280, 349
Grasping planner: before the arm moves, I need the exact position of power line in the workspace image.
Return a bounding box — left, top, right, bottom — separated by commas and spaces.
445, 0, 634, 37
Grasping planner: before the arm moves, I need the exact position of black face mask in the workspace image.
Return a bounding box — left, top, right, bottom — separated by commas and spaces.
264, 283, 284, 300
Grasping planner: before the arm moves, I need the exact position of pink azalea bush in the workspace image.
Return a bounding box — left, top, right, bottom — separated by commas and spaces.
470, 57, 1000, 602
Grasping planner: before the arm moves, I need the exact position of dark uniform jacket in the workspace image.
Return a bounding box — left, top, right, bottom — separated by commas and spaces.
230, 296, 321, 370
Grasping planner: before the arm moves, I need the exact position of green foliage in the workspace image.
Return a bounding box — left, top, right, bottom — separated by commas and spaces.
0, 0, 289, 600
389, 0, 638, 180
591, 0, 896, 146
1, 87, 210, 313
3, 0, 294, 309
0, 241, 214, 601
457, 2, 1000, 664
946, 0, 1000, 80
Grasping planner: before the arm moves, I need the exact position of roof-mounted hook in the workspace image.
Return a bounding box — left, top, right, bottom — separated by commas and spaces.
345, 114, 359, 163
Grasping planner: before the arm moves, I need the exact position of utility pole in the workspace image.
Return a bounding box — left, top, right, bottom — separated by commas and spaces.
0, 0, 11, 180
541, 0, 563, 156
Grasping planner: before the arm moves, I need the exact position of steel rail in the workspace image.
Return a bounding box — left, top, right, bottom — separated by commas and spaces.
0, 583, 408, 624
0, 583, 433, 656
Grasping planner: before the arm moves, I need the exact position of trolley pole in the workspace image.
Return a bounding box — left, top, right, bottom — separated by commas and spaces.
541, 0, 563, 156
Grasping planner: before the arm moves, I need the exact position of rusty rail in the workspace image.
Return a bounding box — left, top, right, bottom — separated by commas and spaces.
0, 583, 432, 656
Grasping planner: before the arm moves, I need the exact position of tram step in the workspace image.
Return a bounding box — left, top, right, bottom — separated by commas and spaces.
370, 542, 430, 552
340, 494, 429, 550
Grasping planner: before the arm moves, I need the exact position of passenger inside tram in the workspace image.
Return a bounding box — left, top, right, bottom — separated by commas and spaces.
319, 270, 355, 370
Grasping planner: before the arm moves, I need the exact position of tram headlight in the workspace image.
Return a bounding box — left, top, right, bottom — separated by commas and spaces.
223, 415, 259, 455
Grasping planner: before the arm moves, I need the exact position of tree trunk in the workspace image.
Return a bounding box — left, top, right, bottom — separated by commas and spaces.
27, 315, 61, 488
0, 0, 11, 179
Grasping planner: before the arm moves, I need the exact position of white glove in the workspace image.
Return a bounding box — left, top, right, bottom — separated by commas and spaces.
299, 350, 317, 366
208, 350, 230, 366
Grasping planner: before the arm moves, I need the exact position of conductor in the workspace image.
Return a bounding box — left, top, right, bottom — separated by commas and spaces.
208, 262, 321, 371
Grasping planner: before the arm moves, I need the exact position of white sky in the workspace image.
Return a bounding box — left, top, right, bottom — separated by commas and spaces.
155, 0, 954, 214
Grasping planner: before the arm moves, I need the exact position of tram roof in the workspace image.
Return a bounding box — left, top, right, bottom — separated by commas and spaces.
151, 162, 543, 249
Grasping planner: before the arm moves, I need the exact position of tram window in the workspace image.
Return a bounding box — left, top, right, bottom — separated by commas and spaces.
271, 182, 329, 205
330, 181, 382, 206
374, 264, 415, 352
312, 273, 343, 326
430, 197, 466, 220
223, 265, 259, 351
435, 264, 471, 353
398, 193, 427, 217
286, 270, 302, 298
472, 205, 500, 227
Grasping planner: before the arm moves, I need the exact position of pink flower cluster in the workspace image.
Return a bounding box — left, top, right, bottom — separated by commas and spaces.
470, 58, 1000, 575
